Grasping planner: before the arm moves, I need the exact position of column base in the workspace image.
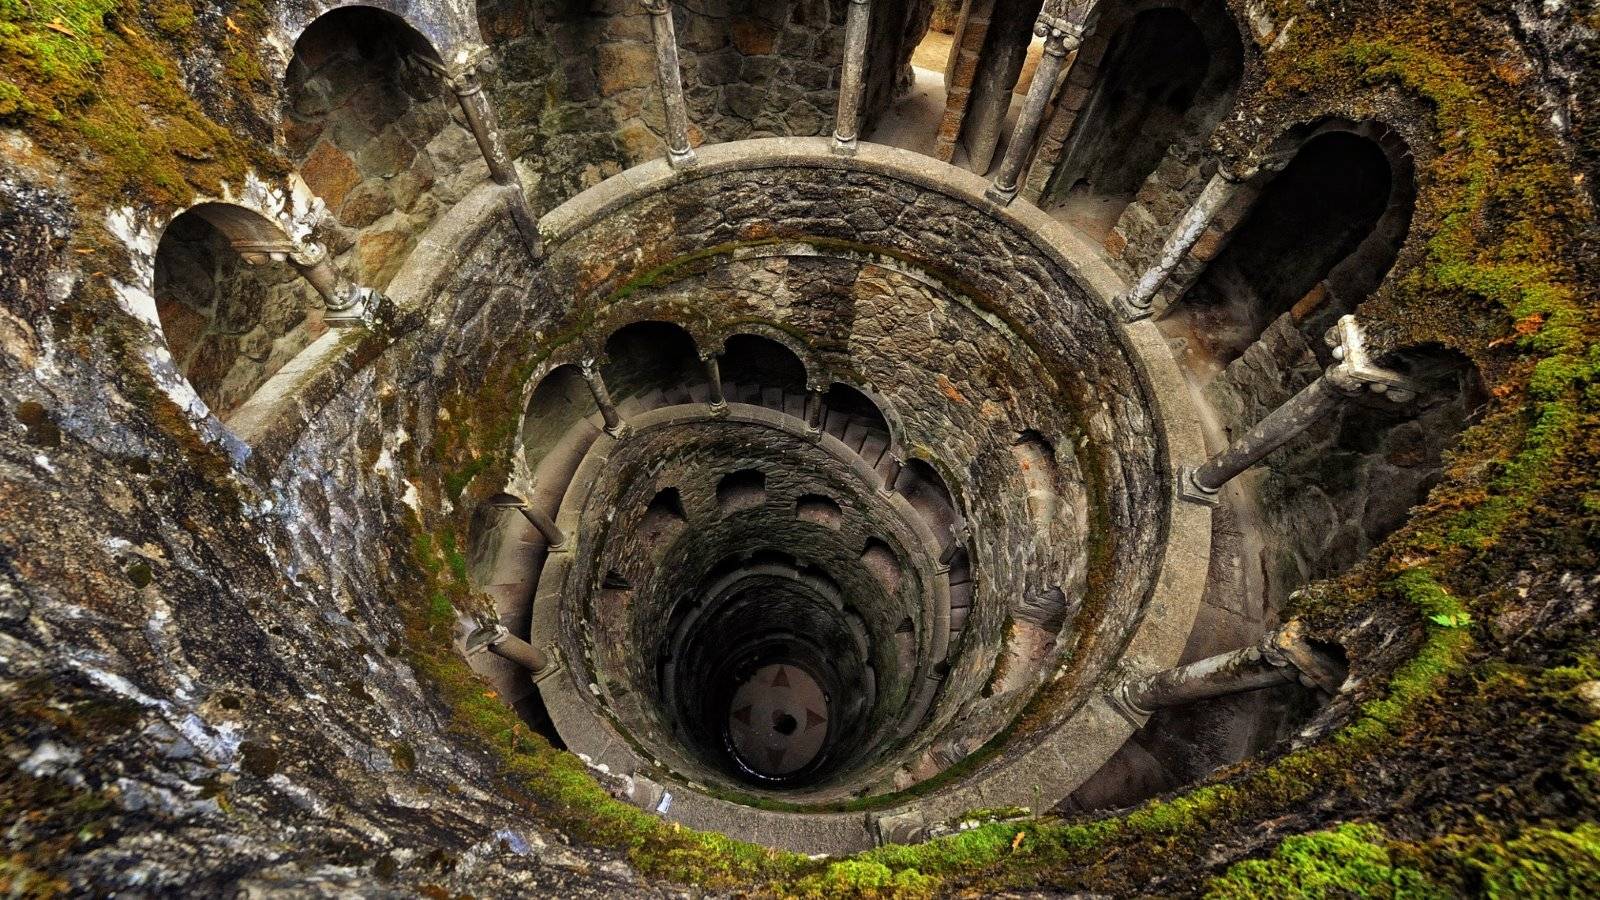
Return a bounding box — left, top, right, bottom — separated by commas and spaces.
531, 650, 565, 685
666, 147, 698, 170
984, 182, 1019, 205
1103, 680, 1154, 728
1178, 466, 1222, 506
708, 400, 730, 419
606, 422, 633, 440
831, 135, 859, 156
1121, 295, 1155, 322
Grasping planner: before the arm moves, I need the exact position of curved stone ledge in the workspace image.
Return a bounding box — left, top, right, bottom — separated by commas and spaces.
231, 181, 525, 477
528, 402, 959, 797
513, 140, 1214, 852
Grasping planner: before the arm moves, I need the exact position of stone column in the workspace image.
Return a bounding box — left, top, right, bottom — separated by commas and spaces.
985, 13, 1081, 205
644, 0, 697, 169
466, 623, 555, 676
427, 45, 544, 258
1118, 164, 1249, 320
239, 239, 374, 327
581, 358, 630, 438
880, 455, 905, 495
701, 350, 728, 414
489, 493, 567, 548
1180, 316, 1420, 505
831, 0, 873, 155
938, 522, 969, 567
1111, 621, 1344, 718
805, 385, 825, 433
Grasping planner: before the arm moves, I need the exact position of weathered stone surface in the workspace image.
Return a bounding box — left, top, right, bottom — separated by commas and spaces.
596, 43, 657, 97
299, 139, 362, 209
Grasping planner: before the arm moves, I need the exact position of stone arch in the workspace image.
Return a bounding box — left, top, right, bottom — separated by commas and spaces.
1042, 0, 1244, 234
821, 382, 897, 452
284, 5, 479, 289
521, 363, 599, 467
1162, 121, 1416, 369
151, 203, 325, 419
719, 332, 810, 398
599, 320, 703, 406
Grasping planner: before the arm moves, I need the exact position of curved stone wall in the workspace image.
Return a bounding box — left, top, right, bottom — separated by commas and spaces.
453, 138, 1212, 850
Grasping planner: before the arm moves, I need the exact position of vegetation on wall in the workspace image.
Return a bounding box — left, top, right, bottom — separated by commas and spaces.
1, 0, 1595, 893
378, 0, 1600, 890
0, 0, 279, 252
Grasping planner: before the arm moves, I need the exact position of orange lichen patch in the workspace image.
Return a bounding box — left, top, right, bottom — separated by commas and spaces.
937, 373, 968, 405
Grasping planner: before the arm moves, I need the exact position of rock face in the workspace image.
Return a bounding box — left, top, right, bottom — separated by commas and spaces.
0, 185, 652, 894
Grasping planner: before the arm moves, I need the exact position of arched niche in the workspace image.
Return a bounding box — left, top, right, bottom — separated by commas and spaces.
1045, 2, 1243, 233
284, 6, 468, 288
719, 333, 810, 397
152, 204, 324, 419
820, 382, 895, 449
1165, 126, 1415, 369
716, 469, 769, 516
521, 363, 599, 465
600, 320, 702, 405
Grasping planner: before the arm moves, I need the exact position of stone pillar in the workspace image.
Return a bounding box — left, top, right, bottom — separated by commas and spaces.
427, 45, 544, 258
805, 385, 825, 433
1180, 316, 1420, 505
831, 0, 873, 155
985, 13, 1081, 205
239, 239, 374, 327
466, 623, 555, 676
581, 358, 630, 438
701, 350, 728, 414
1111, 620, 1345, 718
1118, 164, 1249, 320
880, 456, 905, 495
489, 494, 567, 548
644, 0, 697, 168
938, 522, 969, 567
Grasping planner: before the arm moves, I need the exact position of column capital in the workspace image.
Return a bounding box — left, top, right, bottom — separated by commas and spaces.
414, 43, 489, 93
287, 238, 329, 269
642, 0, 673, 16
1034, 13, 1084, 55
440, 43, 491, 92
1323, 315, 1420, 402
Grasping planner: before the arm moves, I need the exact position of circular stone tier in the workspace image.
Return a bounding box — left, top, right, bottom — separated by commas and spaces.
467, 138, 1211, 854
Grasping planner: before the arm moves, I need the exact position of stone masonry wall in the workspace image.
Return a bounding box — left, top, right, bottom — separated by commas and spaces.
286, 7, 486, 290
153, 216, 325, 417
1, 173, 655, 891
542, 159, 1169, 781
477, 0, 917, 210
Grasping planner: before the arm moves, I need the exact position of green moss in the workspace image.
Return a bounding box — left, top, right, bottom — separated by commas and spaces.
786, 860, 939, 899
1457, 825, 1600, 898
0, 0, 280, 278
1204, 824, 1443, 899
